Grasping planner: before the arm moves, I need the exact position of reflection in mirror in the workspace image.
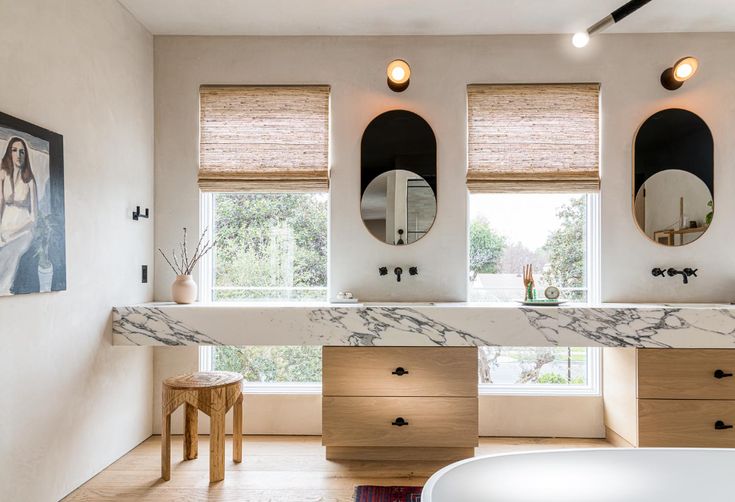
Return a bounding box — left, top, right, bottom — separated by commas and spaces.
361, 170, 437, 245
634, 170, 712, 246
633, 108, 713, 246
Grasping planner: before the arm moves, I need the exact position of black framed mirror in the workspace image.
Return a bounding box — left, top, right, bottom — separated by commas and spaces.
360, 110, 437, 245
633, 109, 713, 246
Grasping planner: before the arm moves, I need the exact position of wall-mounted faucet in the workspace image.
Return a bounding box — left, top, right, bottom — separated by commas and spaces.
652, 267, 698, 284
379, 266, 419, 282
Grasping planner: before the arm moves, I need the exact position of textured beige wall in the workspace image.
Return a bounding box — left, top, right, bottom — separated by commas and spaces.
0, 1, 154, 500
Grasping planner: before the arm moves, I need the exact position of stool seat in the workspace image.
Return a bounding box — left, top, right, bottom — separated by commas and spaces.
164, 371, 242, 389
161, 371, 243, 483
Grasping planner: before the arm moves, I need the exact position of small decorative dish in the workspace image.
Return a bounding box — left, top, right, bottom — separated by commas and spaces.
517, 299, 566, 307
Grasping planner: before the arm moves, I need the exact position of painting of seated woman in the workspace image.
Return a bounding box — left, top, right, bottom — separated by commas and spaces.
0, 112, 66, 296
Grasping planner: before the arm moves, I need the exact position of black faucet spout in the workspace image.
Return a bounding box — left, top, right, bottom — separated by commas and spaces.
667, 267, 688, 284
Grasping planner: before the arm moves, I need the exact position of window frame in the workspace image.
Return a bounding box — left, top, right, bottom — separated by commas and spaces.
469, 192, 601, 396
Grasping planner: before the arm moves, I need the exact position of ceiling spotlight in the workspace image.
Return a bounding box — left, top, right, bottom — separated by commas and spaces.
572, 0, 653, 48
572, 32, 590, 48
661, 56, 699, 91
387, 59, 410, 92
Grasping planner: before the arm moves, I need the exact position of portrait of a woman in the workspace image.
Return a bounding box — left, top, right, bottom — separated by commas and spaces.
0, 137, 39, 294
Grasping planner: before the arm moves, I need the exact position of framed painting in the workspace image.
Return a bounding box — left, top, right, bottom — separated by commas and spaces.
0, 111, 66, 296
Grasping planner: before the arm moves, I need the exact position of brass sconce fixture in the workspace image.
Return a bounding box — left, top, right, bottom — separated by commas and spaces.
660, 56, 699, 91
387, 59, 410, 92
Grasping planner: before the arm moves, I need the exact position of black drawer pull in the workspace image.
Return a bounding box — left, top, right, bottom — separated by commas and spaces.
391, 417, 409, 427
715, 420, 733, 430
714, 369, 734, 379
392, 367, 409, 376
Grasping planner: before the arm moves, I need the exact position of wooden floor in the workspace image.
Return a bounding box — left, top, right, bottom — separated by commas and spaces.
64, 435, 611, 501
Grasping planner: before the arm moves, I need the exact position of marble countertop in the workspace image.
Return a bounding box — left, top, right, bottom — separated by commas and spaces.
112, 302, 735, 348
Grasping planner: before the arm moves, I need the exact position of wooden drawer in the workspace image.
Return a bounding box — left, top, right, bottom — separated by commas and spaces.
322, 347, 477, 397
639, 399, 735, 447
322, 396, 478, 447
637, 349, 735, 399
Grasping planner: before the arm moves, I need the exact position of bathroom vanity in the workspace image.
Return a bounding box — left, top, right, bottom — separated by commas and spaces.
604, 348, 735, 448
322, 347, 478, 460
113, 302, 735, 456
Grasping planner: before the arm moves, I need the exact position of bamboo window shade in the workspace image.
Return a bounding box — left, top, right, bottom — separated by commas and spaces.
199, 85, 330, 192
467, 84, 600, 192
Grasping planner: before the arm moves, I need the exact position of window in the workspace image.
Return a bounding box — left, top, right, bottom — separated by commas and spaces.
202, 192, 326, 388
470, 193, 600, 394
469, 193, 594, 302
198, 85, 330, 389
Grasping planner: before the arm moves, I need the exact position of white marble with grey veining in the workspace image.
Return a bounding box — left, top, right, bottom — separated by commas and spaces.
111, 302, 735, 348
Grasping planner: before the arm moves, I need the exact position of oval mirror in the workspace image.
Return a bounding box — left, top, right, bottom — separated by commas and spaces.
633, 109, 713, 246
361, 169, 436, 245
361, 110, 437, 245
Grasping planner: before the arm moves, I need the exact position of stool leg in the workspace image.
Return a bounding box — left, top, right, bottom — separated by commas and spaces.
161, 412, 171, 481
233, 394, 243, 463
184, 403, 198, 460
209, 389, 226, 482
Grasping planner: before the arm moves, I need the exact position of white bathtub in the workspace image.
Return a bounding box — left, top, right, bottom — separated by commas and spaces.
422, 448, 735, 502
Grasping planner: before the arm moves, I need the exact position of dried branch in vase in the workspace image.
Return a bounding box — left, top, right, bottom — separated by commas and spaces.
158, 227, 216, 276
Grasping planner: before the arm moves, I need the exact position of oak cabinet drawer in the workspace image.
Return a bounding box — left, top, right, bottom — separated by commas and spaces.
637, 349, 735, 399
638, 399, 735, 447
322, 347, 477, 397
322, 396, 478, 447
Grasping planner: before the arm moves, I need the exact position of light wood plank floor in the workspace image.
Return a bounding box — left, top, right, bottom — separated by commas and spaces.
64, 435, 611, 501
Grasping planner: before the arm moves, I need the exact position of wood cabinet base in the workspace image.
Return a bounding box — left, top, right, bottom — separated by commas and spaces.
326, 446, 475, 461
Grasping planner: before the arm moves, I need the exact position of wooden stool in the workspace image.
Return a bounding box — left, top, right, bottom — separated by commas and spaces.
161, 371, 243, 482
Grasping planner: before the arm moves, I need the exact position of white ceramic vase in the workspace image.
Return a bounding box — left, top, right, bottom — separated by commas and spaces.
172, 274, 197, 304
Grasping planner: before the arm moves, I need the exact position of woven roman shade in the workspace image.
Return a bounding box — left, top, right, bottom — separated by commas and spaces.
199, 85, 330, 192
467, 83, 600, 192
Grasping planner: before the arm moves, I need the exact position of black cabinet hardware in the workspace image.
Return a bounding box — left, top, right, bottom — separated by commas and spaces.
714, 420, 733, 430
391, 417, 409, 426
392, 367, 409, 376
714, 369, 734, 379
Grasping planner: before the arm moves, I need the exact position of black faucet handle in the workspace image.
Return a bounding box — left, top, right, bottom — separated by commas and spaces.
409, 266, 418, 276
379, 266, 388, 276
651, 268, 666, 277
684, 268, 698, 277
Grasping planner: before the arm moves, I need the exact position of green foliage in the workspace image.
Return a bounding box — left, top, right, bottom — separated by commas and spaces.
469, 217, 506, 280
538, 373, 585, 385
215, 345, 322, 383
542, 197, 586, 297
214, 193, 327, 300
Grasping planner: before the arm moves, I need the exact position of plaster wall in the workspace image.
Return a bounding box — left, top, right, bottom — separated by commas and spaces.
0, 1, 154, 499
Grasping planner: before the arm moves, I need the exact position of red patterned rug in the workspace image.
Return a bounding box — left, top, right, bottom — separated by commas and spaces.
354, 485, 423, 502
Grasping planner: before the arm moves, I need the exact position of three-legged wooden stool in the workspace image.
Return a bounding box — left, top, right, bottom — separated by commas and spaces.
161, 371, 243, 482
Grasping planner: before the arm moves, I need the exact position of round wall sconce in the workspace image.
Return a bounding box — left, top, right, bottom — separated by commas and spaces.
661, 56, 699, 91
387, 59, 410, 92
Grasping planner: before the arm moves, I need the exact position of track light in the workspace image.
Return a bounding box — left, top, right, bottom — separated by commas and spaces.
572, 0, 653, 48
661, 56, 699, 91
387, 59, 410, 92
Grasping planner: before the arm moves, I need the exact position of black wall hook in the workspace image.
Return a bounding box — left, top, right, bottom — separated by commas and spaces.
132, 206, 149, 221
